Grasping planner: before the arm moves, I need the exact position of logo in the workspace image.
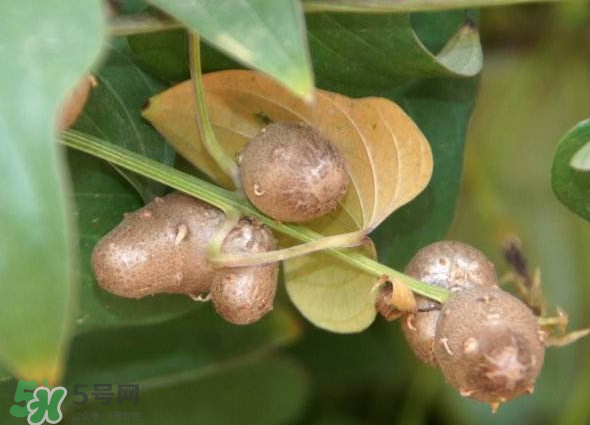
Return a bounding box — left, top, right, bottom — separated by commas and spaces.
9, 380, 141, 423
9, 379, 67, 425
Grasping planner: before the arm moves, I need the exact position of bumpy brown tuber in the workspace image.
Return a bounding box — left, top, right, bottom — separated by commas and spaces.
434, 287, 545, 406
239, 122, 349, 223
92, 192, 226, 298
399, 241, 499, 366
92, 192, 279, 325
210, 218, 278, 325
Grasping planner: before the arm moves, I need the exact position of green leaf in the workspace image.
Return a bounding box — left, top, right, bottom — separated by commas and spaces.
145, 0, 313, 98
126, 7, 240, 83
306, 12, 482, 82
284, 242, 378, 333
308, 10, 480, 268
60, 308, 306, 424
75, 40, 175, 202
64, 354, 309, 425
1, 307, 303, 425
68, 149, 200, 333
0, 0, 106, 383
552, 119, 590, 222
570, 137, 590, 171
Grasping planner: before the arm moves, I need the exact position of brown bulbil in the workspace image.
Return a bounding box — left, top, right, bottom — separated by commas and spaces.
91, 192, 225, 298
400, 241, 499, 366
57, 75, 95, 131
239, 122, 349, 223
210, 219, 279, 325
434, 287, 545, 405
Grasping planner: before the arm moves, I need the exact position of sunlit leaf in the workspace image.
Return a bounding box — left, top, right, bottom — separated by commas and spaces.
552, 119, 590, 222
570, 138, 590, 171
143, 70, 433, 232
0, 0, 105, 383
145, 0, 314, 98
284, 240, 378, 333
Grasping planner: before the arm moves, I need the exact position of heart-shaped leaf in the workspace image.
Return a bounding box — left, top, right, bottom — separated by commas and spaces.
143, 70, 433, 232
145, 0, 314, 98
552, 119, 590, 222
0, 0, 105, 384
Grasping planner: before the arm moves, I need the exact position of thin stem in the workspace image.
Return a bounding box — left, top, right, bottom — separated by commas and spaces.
211, 231, 367, 267
60, 130, 450, 303
188, 33, 242, 189
109, 14, 182, 37
206, 208, 241, 260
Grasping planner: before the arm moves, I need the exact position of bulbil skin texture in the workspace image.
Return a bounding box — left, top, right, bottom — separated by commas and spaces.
399, 241, 499, 366
92, 192, 225, 299
57, 75, 95, 131
239, 122, 350, 223
210, 219, 279, 325
434, 287, 545, 405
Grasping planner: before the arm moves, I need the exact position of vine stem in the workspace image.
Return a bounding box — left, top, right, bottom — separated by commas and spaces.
206, 208, 241, 260
60, 130, 450, 304
109, 14, 182, 37
188, 32, 242, 190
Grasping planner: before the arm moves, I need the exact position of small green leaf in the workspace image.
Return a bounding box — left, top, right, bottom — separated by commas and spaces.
68, 149, 199, 333
570, 138, 590, 171
0, 0, 105, 383
285, 242, 378, 333
145, 0, 314, 98
75, 40, 175, 202
552, 119, 590, 222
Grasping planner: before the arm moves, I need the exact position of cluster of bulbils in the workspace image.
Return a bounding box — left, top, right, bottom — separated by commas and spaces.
92, 121, 545, 408
377, 241, 545, 410
92, 122, 350, 324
